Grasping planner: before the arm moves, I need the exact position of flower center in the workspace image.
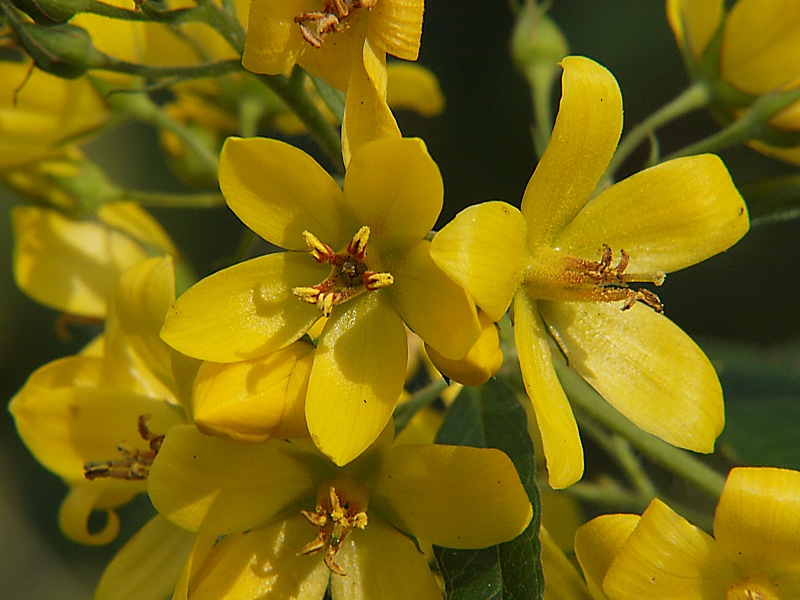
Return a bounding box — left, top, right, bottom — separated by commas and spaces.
297, 483, 369, 576
527, 244, 666, 312
293, 226, 393, 317
83, 414, 164, 481
727, 573, 781, 600
294, 0, 377, 48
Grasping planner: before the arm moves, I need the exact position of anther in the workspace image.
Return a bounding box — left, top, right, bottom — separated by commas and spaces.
84, 414, 164, 481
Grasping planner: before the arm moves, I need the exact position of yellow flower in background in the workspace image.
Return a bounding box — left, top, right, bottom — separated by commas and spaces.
148, 423, 532, 599
430, 56, 749, 488
12, 200, 176, 319
578, 467, 800, 599
162, 136, 480, 466
9, 257, 192, 545
243, 0, 424, 164
0, 60, 108, 169
667, 0, 800, 164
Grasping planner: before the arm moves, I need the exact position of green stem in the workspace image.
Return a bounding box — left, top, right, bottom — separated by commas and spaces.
256, 70, 345, 173
191, 0, 246, 53
80, 0, 200, 22
557, 364, 727, 498
94, 57, 242, 80
123, 190, 225, 208
606, 82, 711, 176
528, 64, 556, 158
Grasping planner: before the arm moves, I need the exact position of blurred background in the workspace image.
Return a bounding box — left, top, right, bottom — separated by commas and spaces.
3, 1, 799, 597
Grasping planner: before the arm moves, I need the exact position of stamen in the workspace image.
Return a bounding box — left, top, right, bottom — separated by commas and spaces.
294, 0, 377, 48
84, 414, 164, 481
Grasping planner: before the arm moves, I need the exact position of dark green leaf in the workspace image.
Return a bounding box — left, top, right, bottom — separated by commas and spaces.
434, 380, 544, 600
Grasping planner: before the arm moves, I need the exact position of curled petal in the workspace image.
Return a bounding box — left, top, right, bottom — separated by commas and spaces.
430, 201, 526, 321
160, 253, 323, 363
372, 445, 532, 548
331, 517, 441, 599
521, 56, 622, 246
555, 154, 749, 275
219, 137, 348, 250
514, 291, 583, 489
306, 292, 407, 466
59, 484, 125, 546
540, 301, 724, 453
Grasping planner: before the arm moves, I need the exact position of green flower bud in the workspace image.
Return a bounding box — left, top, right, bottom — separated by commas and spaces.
11, 0, 84, 24
511, 3, 569, 77
16, 22, 103, 79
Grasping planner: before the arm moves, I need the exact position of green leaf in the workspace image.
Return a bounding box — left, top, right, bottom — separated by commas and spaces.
434, 380, 544, 600
310, 74, 345, 122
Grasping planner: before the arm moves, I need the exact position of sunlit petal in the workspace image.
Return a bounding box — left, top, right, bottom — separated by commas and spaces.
430, 201, 526, 321
521, 56, 622, 246
242, 0, 305, 75
541, 301, 724, 453
513, 291, 583, 489
160, 253, 323, 363
574, 514, 639, 599
367, 0, 424, 60
306, 292, 407, 466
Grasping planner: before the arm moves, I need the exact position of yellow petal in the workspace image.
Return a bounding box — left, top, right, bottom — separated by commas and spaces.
746, 139, 800, 166
539, 526, 593, 600
148, 425, 325, 535
11, 206, 155, 318
96, 201, 177, 257
331, 517, 442, 600
721, 0, 800, 94
555, 154, 749, 274
387, 62, 445, 116
219, 137, 348, 251
367, 0, 424, 61
574, 514, 640, 599
59, 483, 125, 545
513, 290, 583, 489
191, 341, 314, 443
603, 499, 734, 600
305, 292, 407, 466
343, 137, 442, 252
714, 467, 800, 571
430, 201, 526, 322
666, 0, 724, 58
160, 253, 323, 363
387, 240, 480, 360
295, 16, 362, 91
94, 516, 195, 600
341, 38, 400, 167
521, 56, 622, 246
372, 444, 532, 548
540, 301, 724, 453
186, 518, 331, 600
171, 534, 217, 600
242, 0, 305, 75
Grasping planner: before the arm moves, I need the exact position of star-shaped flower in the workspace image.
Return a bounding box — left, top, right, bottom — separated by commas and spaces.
147, 423, 532, 599
161, 136, 480, 465
430, 56, 750, 488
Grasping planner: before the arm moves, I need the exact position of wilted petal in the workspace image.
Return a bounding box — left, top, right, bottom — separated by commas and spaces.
714, 467, 800, 571
555, 154, 749, 275
331, 517, 441, 600
430, 201, 526, 322
148, 425, 327, 535
513, 291, 583, 489
603, 499, 733, 600
372, 444, 532, 548
187, 517, 330, 600
160, 253, 323, 363
306, 292, 407, 465
219, 137, 348, 251
388, 240, 480, 360
574, 514, 640, 599
540, 301, 724, 453
521, 56, 622, 246
94, 515, 195, 600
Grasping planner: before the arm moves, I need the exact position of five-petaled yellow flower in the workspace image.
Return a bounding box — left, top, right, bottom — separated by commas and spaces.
148, 423, 532, 599
161, 136, 480, 466
667, 0, 800, 164
430, 55, 750, 488
576, 467, 800, 599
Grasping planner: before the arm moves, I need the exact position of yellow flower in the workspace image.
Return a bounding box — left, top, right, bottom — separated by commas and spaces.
147, 423, 532, 599
9, 257, 192, 544
162, 136, 480, 465
0, 60, 108, 169
429, 56, 749, 488
578, 467, 800, 599
11, 201, 176, 319
667, 0, 800, 164
243, 0, 424, 163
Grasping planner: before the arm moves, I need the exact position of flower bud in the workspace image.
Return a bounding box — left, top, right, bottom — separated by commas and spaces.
16, 22, 103, 79
511, 3, 569, 79
12, 0, 83, 24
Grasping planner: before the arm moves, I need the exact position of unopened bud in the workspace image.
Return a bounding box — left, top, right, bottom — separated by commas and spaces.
11, 0, 84, 24
511, 3, 568, 77
16, 22, 103, 79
